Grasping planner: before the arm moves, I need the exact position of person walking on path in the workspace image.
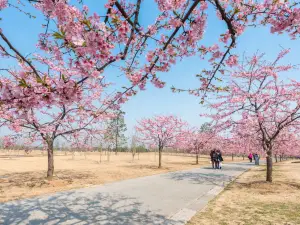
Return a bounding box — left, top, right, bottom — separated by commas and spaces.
248, 153, 253, 163
255, 153, 260, 165
210, 149, 216, 169
216, 149, 223, 169
254, 153, 260, 165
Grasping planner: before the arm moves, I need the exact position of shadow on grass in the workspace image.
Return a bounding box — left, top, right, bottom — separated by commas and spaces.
235, 180, 269, 187
235, 180, 300, 193
0, 170, 95, 191
0, 191, 181, 225
0, 155, 45, 158
164, 161, 199, 166
284, 182, 300, 190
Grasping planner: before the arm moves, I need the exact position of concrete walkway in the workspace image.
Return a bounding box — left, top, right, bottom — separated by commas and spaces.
0, 162, 254, 225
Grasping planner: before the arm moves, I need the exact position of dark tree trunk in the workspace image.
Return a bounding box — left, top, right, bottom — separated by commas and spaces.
243, 154, 245, 160
47, 139, 54, 178
266, 150, 273, 182
158, 147, 162, 168
196, 154, 199, 164
275, 154, 278, 163
232, 153, 234, 161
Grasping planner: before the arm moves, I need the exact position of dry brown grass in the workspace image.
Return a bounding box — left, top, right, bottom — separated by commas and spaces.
187, 160, 300, 225
0, 150, 242, 202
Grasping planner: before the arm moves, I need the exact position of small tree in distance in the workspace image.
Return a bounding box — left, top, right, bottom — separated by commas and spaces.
105, 111, 127, 155
135, 115, 188, 168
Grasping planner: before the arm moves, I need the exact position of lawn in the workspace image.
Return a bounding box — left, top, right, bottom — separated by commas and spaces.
187, 160, 300, 225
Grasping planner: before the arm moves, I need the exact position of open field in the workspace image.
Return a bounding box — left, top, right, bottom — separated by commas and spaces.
0, 150, 243, 202
187, 160, 300, 225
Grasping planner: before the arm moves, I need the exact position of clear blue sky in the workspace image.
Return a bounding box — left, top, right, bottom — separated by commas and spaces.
1, 1, 300, 138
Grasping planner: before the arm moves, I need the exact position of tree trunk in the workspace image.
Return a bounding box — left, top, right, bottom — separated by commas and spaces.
47, 140, 54, 178
243, 154, 245, 160
107, 149, 110, 162
275, 154, 278, 163
132, 147, 135, 161
232, 153, 234, 161
266, 150, 273, 182
196, 154, 199, 165
158, 147, 162, 168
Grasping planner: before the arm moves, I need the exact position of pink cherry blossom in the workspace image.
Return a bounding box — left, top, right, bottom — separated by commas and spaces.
135, 115, 188, 167
205, 51, 300, 182
0, 0, 7, 10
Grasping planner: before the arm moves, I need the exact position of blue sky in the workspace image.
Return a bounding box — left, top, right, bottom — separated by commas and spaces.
1, 1, 300, 139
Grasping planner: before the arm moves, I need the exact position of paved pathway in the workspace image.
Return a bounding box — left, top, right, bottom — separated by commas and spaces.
0, 162, 254, 225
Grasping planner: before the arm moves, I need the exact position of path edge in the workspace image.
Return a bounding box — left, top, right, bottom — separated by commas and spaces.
169, 166, 253, 225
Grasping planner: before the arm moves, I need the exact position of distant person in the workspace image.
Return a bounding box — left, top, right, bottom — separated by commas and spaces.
254, 153, 260, 165
216, 149, 223, 169
248, 153, 253, 163
210, 149, 215, 169
210, 149, 217, 169
253, 153, 260, 165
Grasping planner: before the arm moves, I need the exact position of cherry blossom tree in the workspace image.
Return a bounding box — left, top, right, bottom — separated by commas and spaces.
1, 0, 300, 178
135, 115, 188, 168
1, 0, 300, 110
230, 121, 261, 159
205, 51, 300, 182
0, 83, 113, 177
0, 24, 117, 177
177, 126, 215, 164
273, 129, 300, 162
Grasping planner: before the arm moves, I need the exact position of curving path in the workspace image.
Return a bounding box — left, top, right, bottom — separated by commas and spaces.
0, 162, 254, 225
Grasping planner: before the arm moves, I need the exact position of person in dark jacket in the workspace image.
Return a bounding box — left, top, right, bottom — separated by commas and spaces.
216, 149, 223, 169
210, 149, 216, 169
214, 149, 223, 169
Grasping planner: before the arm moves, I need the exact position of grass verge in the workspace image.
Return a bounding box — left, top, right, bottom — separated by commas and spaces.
187, 160, 300, 225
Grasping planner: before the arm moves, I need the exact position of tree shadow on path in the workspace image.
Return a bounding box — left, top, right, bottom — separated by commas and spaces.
165, 171, 235, 186
201, 166, 248, 172
164, 164, 251, 186
0, 190, 182, 225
